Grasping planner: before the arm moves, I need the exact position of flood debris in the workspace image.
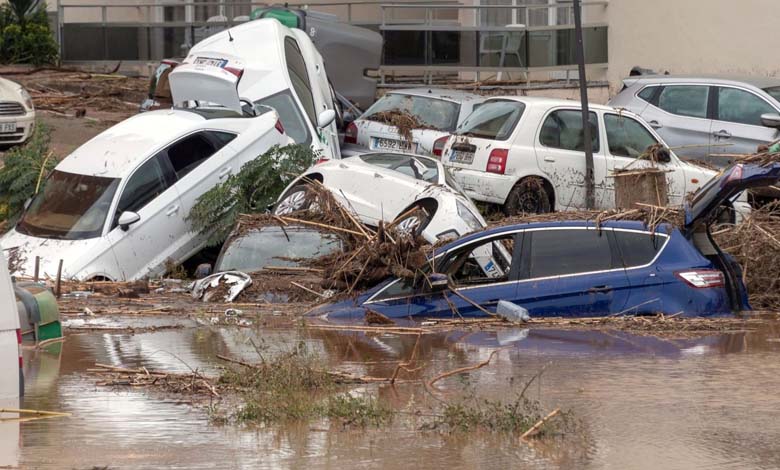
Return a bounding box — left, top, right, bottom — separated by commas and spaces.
191, 271, 252, 302
364, 109, 438, 144
91, 363, 220, 397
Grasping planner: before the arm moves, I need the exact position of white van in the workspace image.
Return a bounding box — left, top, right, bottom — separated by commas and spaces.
0, 252, 23, 400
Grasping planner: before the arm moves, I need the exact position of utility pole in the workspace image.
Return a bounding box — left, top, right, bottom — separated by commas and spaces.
573, 0, 595, 210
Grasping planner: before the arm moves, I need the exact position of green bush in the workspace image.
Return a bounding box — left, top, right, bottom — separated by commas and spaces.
0, 3, 58, 65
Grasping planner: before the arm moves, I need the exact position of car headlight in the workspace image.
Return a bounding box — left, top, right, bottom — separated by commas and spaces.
456, 200, 483, 231
19, 88, 33, 111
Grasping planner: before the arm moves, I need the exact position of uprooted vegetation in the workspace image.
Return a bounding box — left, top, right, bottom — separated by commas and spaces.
364, 109, 440, 144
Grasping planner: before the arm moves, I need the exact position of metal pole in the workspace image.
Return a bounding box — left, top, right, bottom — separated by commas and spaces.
573, 0, 594, 210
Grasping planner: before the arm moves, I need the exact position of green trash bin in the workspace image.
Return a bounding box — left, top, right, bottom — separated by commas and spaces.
250, 7, 304, 29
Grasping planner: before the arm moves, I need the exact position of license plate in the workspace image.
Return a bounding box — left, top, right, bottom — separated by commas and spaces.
194, 57, 227, 68
372, 137, 413, 152
0, 122, 16, 133
449, 149, 474, 164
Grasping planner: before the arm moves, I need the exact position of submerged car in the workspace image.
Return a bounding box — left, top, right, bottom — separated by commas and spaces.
1, 104, 292, 281
439, 96, 749, 217
0, 77, 34, 145
346, 89, 485, 157
273, 152, 486, 243
312, 162, 780, 320
0, 251, 23, 399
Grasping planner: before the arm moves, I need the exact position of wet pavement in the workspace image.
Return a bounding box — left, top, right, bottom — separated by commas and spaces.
10, 319, 780, 469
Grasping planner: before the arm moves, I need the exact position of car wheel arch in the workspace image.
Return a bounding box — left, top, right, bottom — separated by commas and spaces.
503, 175, 555, 209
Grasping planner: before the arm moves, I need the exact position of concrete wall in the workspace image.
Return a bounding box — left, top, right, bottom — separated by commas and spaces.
606, 0, 780, 96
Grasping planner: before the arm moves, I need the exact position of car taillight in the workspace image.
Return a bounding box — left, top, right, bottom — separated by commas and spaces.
275, 119, 285, 134
315, 158, 329, 165
16, 328, 22, 368
486, 149, 509, 174
722, 164, 743, 187
432, 135, 450, 158
676, 270, 725, 288
224, 67, 244, 79
345, 122, 358, 144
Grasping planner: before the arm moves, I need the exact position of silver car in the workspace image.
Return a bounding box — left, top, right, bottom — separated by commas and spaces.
608, 76, 780, 167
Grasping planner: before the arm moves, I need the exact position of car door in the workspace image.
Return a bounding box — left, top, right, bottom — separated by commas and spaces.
534, 108, 609, 209
710, 86, 780, 165
602, 112, 687, 206
106, 154, 185, 280
613, 229, 671, 315
516, 228, 631, 317
637, 84, 713, 160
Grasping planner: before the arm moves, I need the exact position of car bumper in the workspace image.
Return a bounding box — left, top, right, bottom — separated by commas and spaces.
0, 111, 35, 144
446, 167, 516, 205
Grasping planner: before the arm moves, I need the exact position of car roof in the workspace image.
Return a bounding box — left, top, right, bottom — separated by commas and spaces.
55, 109, 208, 178
483, 95, 618, 113
387, 88, 484, 103
624, 74, 780, 90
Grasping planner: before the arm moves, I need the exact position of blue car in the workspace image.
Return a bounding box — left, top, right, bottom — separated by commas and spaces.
313, 162, 780, 320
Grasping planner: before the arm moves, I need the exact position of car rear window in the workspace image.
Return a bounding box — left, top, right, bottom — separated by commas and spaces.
455, 100, 525, 141
358, 153, 439, 183
363, 93, 460, 131
613, 231, 667, 267
527, 229, 614, 278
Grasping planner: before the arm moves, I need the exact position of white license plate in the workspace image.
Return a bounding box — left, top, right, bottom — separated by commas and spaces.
372, 137, 413, 152
449, 149, 474, 164
194, 57, 227, 68
0, 122, 16, 133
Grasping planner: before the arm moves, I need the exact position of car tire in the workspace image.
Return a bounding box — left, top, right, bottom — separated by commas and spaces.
274, 184, 318, 215
394, 205, 432, 237
503, 179, 552, 216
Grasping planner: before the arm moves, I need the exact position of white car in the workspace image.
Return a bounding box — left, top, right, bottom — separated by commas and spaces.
175, 18, 341, 160
440, 96, 748, 216
1, 103, 292, 281
0, 77, 34, 145
0, 251, 22, 400
346, 88, 485, 157
274, 152, 487, 243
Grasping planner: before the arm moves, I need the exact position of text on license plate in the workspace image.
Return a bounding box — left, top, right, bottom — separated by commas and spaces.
449, 149, 474, 164
0, 122, 16, 133
372, 137, 413, 152
194, 57, 228, 68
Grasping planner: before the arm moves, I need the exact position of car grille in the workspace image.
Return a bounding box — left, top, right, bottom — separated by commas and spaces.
0, 101, 25, 116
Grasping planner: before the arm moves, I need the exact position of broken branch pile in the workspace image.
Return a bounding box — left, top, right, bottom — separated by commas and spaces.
364, 109, 439, 144
90, 363, 220, 397
497, 205, 684, 233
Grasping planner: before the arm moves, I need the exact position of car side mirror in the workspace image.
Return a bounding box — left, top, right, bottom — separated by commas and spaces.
317, 109, 336, 129
427, 273, 450, 293
657, 147, 672, 163
760, 113, 780, 130
118, 211, 141, 231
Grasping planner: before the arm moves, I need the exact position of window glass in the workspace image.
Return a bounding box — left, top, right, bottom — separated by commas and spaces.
358, 153, 439, 183
442, 236, 515, 286
456, 100, 524, 140
657, 85, 709, 118
528, 229, 613, 278
717, 87, 776, 126
539, 110, 599, 152
614, 231, 667, 267
363, 93, 461, 131
637, 86, 657, 103
17, 170, 119, 240
165, 133, 219, 179
255, 90, 311, 145
208, 130, 237, 147
115, 156, 170, 219
284, 37, 317, 125
604, 114, 660, 158
762, 86, 780, 105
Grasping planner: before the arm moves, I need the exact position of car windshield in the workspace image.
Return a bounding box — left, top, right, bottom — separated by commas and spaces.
358, 153, 439, 183
17, 170, 120, 240
763, 86, 780, 105
455, 100, 525, 140
216, 226, 341, 272
362, 93, 460, 131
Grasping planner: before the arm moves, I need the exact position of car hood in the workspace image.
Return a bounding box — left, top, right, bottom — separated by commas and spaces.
685, 162, 780, 230
0, 77, 24, 102
0, 229, 108, 280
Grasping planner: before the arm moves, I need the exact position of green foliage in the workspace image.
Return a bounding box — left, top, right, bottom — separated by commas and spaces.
439, 395, 544, 433
0, 120, 55, 224
187, 144, 316, 245
0, 2, 58, 65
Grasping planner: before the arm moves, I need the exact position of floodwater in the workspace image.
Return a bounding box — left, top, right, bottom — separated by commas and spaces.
9, 319, 780, 469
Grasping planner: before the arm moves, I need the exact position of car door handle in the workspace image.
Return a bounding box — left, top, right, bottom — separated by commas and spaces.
218, 167, 231, 179
588, 285, 612, 294
165, 204, 180, 216
713, 130, 732, 139
648, 120, 663, 129
374, 172, 383, 178
543, 156, 555, 162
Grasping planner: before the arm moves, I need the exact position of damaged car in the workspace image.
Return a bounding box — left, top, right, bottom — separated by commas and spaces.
273, 152, 486, 243
311, 161, 779, 320
346, 89, 485, 157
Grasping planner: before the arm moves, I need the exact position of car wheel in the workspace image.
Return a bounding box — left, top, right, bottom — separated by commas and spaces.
274, 184, 318, 215
394, 206, 432, 237
503, 179, 552, 216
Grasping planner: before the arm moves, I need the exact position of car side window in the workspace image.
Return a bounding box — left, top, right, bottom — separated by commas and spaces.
717, 87, 776, 126
526, 229, 614, 278
539, 110, 600, 153
637, 86, 658, 103
284, 37, 317, 125
114, 155, 172, 224
162, 133, 221, 179
657, 85, 709, 118
256, 90, 312, 145
613, 231, 668, 267
604, 114, 660, 158
442, 235, 517, 287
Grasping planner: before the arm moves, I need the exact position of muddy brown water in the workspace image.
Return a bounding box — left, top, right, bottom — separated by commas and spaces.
8, 319, 780, 469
